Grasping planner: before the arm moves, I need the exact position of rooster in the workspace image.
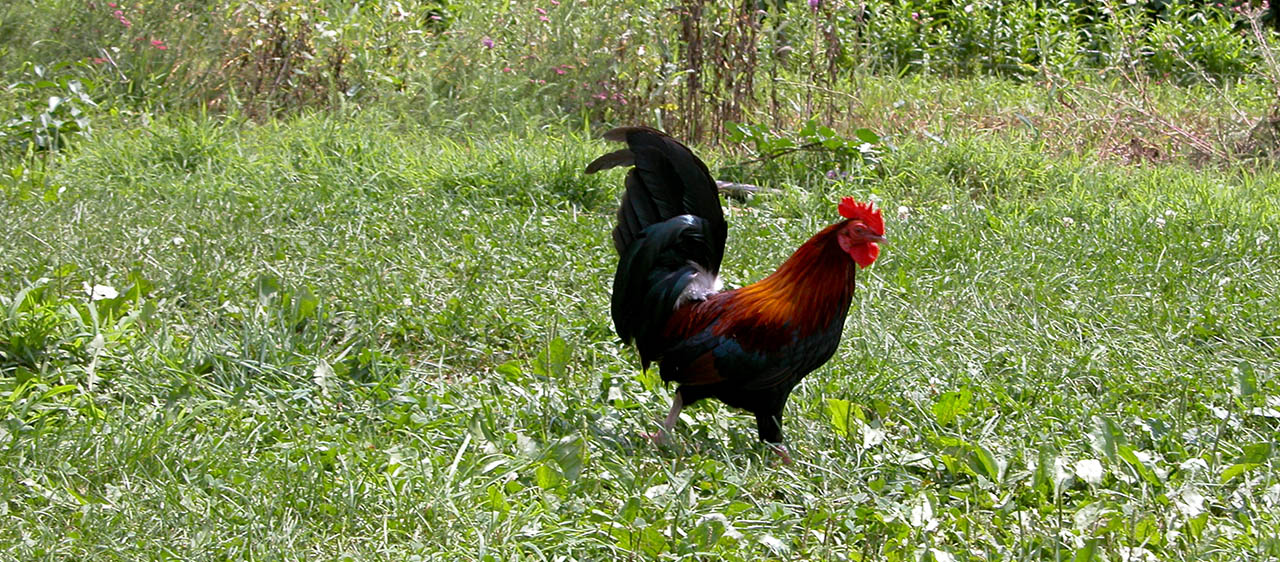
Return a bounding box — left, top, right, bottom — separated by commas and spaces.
586, 126, 884, 463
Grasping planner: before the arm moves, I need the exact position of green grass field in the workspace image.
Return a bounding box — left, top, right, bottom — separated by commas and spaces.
2, 107, 1277, 559
3, 0, 1280, 559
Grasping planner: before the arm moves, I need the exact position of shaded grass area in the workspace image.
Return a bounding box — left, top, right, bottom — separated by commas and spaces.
1, 113, 1278, 559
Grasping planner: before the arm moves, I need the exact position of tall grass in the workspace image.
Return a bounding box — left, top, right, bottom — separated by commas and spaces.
0, 0, 1273, 138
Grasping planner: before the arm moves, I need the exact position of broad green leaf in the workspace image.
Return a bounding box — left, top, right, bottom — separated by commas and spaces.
691, 515, 726, 549
1219, 462, 1260, 484
1133, 515, 1161, 546
799, 119, 818, 137
968, 442, 1001, 481
725, 121, 747, 143
293, 285, 318, 320
770, 137, 796, 150
1117, 445, 1161, 488
1237, 442, 1272, 464
1033, 445, 1056, 495
1089, 415, 1127, 461
535, 463, 562, 489
1186, 513, 1209, 539
550, 434, 584, 481
1235, 361, 1258, 398
932, 389, 971, 426
619, 497, 642, 524
495, 360, 523, 379
533, 336, 570, 378
638, 525, 668, 557
1074, 538, 1099, 562
486, 484, 510, 513
854, 128, 880, 144
825, 398, 852, 437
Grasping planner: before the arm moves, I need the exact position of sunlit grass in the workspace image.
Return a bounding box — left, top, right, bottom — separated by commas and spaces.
1, 111, 1277, 560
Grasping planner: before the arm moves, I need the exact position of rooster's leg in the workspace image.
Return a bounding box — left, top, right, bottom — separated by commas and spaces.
644, 390, 684, 444
756, 410, 793, 464
765, 442, 794, 465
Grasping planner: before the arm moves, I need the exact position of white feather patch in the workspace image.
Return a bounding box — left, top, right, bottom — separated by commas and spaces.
673, 265, 721, 309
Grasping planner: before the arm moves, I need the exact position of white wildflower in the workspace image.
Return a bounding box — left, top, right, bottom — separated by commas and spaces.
1175, 487, 1206, 517
861, 423, 885, 448
909, 494, 937, 530
1264, 484, 1280, 508
759, 535, 788, 554
1074, 459, 1104, 485
1117, 547, 1159, 562
897, 205, 911, 221
1154, 217, 1166, 229
1179, 457, 1209, 474
84, 283, 118, 301
644, 484, 671, 500
1062, 216, 1075, 227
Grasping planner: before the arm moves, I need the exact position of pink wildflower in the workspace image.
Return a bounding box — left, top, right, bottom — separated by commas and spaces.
539, 15, 549, 22
502, 67, 513, 73
92, 57, 107, 64
482, 37, 495, 48
536, 7, 547, 15
554, 67, 566, 75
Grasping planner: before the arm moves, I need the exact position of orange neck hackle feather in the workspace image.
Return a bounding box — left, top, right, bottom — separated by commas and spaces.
714, 221, 858, 340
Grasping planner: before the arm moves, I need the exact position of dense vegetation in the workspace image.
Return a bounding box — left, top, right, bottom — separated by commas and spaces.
2, 1, 1278, 560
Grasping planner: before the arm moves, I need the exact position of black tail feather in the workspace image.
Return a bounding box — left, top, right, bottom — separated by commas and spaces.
587, 126, 726, 271
589, 127, 728, 355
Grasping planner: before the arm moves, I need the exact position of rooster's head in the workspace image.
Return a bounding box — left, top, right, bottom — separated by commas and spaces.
836, 197, 886, 268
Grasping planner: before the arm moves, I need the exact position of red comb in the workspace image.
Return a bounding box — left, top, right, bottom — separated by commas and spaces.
838, 197, 884, 235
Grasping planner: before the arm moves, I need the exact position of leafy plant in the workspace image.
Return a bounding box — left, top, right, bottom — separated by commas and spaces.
725, 119, 882, 171
1, 62, 96, 152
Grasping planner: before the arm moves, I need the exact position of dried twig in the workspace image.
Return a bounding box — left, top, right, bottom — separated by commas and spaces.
724, 141, 824, 167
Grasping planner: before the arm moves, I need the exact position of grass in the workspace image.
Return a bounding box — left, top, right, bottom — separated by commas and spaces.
1, 110, 1277, 560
